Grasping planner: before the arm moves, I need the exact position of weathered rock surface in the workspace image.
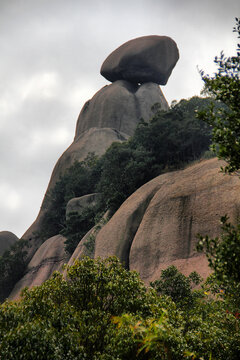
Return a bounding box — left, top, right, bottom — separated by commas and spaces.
101, 36, 179, 85
93, 158, 240, 283
0, 231, 18, 255
11, 158, 240, 299
66, 193, 101, 219
9, 234, 70, 300
75, 80, 168, 139
22, 127, 129, 244
45, 127, 129, 192
23, 80, 168, 246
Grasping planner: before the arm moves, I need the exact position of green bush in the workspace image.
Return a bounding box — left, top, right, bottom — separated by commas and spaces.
150, 265, 202, 308
61, 207, 97, 255
197, 18, 240, 174
39, 153, 100, 242
0, 257, 156, 359
0, 239, 29, 302
1, 257, 240, 359
97, 96, 213, 214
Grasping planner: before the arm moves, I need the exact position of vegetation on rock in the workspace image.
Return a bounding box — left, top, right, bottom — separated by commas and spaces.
39, 153, 100, 243
39, 96, 213, 254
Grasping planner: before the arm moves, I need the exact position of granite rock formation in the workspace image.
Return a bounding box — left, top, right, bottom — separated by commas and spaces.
101, 36, 179, 85
0, 231, 18, 256
94, 158, 240, 282
22, 80, 169, 245
10, 234, 70, 300
10, 158, 240, 300
7, 35, 184, 300
74, 80, 168, 138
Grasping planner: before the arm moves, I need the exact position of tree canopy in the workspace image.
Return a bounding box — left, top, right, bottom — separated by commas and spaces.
0, 256, 240, 359
197, 17, 240, 174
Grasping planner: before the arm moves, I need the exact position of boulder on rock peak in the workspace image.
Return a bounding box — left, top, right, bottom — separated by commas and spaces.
100, 35, 179, 85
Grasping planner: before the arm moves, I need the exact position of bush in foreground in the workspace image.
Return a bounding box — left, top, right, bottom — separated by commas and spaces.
0, 256, 240, 359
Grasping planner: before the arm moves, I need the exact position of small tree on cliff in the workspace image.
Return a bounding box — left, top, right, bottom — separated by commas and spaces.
197, 18, 240, 311
197, 17, 240, 174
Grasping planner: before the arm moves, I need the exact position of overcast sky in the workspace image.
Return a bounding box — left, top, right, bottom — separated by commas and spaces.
0, 0, 239, 238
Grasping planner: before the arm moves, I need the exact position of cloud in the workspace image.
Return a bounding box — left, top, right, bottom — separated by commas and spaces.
0, 184, 21, 211
21, 72, 61, 101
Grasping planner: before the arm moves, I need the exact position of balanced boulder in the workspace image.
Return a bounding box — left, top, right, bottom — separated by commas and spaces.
101, 35, 179, 85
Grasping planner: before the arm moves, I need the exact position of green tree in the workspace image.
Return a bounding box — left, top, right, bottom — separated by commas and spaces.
150, 265, 202, 308
97, 142, 155, 214
197, 216, 240, 311
98, 96, 212, 214
196, 18, 240, 312
61, 207, 97, 255
0, 257, 156, 359
0, 239, 29, 302
197, 18, 240, 174
39, 153, 100, 242
1, 257, 240, 359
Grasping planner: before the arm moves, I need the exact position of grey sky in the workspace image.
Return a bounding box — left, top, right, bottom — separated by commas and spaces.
0, 0, 239, 237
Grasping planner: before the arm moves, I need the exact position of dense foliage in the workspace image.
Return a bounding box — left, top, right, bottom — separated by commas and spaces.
98, 96, 212, 213
39, 154, 100, 242
0, 257, 156, 359
61, 206, 97, 255
196, 17, 240, 315
197, 17, 240, 174
38, 96, 213, 253
197, 215, 240, 313
0, 239, 29, 302
0, 256, 239, 359
150, 265, 202, 308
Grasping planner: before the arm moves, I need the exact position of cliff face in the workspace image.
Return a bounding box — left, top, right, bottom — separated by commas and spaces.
94, 157, 239, 282
10, 157, 240, 300
22, 80, 168, 250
